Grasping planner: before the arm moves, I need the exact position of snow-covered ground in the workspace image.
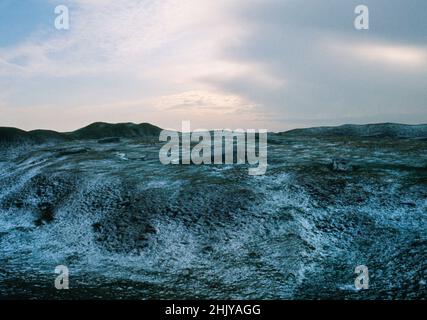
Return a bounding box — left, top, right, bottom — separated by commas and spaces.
0, 136, 426, 299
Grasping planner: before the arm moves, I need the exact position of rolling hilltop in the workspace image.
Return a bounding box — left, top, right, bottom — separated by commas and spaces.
1, 122, 427, 148
280, 123, 427, 139
0, 122, 162, 147
69, 122, 162, 140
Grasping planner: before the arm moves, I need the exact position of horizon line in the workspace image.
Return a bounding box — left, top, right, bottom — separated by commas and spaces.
1, 121, 427, 135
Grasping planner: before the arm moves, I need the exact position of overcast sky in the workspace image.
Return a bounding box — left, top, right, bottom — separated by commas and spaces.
0, 0, 426, 132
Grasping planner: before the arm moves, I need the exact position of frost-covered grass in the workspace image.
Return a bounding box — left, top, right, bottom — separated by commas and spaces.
0, 136, 426, 299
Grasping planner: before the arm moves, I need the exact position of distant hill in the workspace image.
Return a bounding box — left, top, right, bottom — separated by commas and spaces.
280, 123, 427, 139
2, 122, 427, 149
67, 122, 162, 140
29, 130, 72, 143
0, 122, 163, 148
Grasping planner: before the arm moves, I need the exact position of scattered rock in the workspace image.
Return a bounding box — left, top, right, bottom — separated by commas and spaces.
329, 158, 353, 172
128, 155, 146, 161
57, 148, 89, 156
34, 202, 55, 226
399, 201, 416, 207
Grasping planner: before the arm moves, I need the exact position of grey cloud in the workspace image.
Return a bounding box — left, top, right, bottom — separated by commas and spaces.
203, 0, 427, 129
